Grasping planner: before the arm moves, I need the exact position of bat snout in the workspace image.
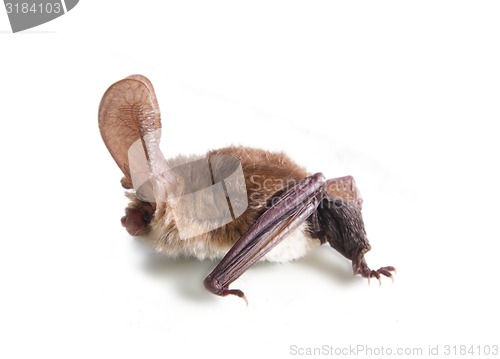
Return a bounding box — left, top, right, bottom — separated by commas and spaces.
121, 207, 154, 236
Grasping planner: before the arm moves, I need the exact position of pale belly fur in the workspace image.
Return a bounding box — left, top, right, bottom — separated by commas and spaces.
147, 223, 320, 263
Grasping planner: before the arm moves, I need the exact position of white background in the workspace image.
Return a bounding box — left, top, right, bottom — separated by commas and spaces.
1, 1, 499, 358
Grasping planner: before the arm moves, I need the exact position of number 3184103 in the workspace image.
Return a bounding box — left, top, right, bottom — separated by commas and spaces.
5, 2, 62, 14
444, 345, 498, 356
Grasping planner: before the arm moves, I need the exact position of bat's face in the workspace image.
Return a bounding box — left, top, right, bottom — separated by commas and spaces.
120, 151, 250, 240
120, 192, 156, 236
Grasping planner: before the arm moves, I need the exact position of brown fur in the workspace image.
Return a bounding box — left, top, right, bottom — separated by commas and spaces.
122, 146, 310, 256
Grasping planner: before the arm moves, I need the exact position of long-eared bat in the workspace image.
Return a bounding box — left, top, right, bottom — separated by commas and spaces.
98, 75, 395, 303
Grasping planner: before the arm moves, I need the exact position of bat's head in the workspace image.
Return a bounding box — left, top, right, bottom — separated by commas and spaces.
99, 75, 248, 239
120, 194, 156, 236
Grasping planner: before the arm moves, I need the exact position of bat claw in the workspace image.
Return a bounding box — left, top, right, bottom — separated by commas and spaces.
204, 276, 248, 304
380, 266, 397, 274
372, 270, 381, 286
378, 268, 394, 283
221, 288, 248, 306
358, 265, 396, 285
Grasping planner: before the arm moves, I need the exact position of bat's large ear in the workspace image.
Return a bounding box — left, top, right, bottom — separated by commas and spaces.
98, 75, 172, 202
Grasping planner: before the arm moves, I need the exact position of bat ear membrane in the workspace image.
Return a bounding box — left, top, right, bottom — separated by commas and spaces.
99, 75, 174, 202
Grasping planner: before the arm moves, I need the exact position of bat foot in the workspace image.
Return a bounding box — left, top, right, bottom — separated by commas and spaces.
357, 265, 396, 285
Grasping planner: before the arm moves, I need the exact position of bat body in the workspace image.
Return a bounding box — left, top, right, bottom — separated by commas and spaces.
124, 146, 317, 262
99, 75, 395, 302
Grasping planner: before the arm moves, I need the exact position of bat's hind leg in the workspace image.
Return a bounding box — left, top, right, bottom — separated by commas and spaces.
311, 182, 396, 284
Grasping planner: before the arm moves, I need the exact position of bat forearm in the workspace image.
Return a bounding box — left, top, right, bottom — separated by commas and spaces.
204, 173, 326, 299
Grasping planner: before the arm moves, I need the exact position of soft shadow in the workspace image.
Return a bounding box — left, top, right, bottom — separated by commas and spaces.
295, 248, 360, 285
141, 252, 216, 302
138, 244, 359, 303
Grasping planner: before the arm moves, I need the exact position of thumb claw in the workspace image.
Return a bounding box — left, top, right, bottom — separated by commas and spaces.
221, 288, 248, 305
